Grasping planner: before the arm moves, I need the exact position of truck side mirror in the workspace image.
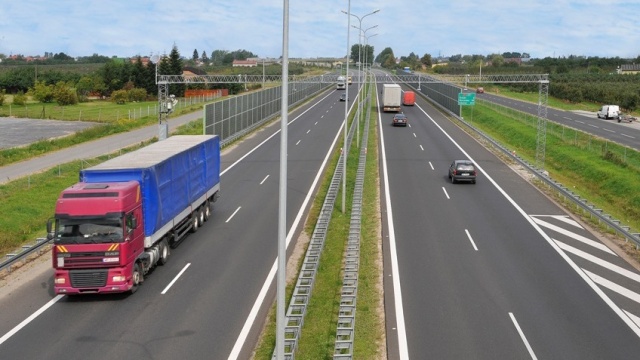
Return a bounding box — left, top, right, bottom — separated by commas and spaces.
46, 218, 55, 240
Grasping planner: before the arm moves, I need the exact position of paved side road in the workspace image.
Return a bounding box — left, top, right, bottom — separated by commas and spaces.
0, 118, 98, 150
0, 111, 202, 184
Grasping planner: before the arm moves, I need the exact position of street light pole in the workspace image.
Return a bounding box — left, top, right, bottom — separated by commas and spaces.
341, 9, 379, 200
351, 24, 377, 148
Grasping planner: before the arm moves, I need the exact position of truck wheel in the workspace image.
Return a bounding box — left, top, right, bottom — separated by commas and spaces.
158, 240, 170, 265
197, 208, 205, 227
130, 262, 143, 294
203, 201, 211, 221
190, 213, 199, 233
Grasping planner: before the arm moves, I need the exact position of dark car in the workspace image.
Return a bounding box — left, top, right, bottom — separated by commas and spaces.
340, 93, 349, 101
448, 160, 477, 184
392, 113, 408, 126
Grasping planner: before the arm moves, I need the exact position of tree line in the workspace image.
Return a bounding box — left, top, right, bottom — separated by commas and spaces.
0, 46, 286, 106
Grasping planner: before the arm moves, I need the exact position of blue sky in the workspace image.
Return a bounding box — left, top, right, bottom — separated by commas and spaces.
1, 1, 638, 60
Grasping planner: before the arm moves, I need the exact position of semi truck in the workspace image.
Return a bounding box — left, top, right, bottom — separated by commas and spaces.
382, 84, 402, 112
47, 135, 221, 295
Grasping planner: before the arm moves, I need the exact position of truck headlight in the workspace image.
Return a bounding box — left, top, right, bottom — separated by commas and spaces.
112, 275, 126, 282
54, 277, 66, 284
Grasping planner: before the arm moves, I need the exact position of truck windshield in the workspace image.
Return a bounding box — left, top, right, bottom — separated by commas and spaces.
54, 217, 124, 244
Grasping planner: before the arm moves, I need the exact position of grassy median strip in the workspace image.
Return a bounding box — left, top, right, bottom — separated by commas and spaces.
253, 87, 384, 358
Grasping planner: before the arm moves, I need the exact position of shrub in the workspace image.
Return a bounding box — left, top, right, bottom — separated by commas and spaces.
13, 91, 27, 105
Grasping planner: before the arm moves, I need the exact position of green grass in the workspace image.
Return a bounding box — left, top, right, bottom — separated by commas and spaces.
461, 103, 640, 235
0, 142, 152, 256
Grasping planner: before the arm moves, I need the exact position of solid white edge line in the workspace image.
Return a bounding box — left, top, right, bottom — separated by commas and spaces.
377, 79, 411, 359
227, 91, 352, 360
414, 102, 640, 339
0, 295, 64, 345
509, 312, 539, 360
161, 263, 191, 295
465, 229, 478, 251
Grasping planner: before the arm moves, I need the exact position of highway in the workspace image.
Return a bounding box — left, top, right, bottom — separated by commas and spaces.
2, 76, 640, 359
379, 81, 640, 359
471, 90, 640, 151
0, 88, 353, 359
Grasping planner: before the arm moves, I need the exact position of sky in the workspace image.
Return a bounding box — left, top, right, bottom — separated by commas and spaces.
1, 1, 638, 60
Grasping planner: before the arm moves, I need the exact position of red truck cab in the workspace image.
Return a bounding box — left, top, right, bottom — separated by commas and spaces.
48, 180, 145, 294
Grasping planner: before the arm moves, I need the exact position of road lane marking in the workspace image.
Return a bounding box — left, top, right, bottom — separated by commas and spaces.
576, 120, 585, 124
415, 101, 640, 339
624, 310, 640, 328
531, 217, 615, 255
530, 215, 582, 228
622, 133, 635, 139
306, 129, 311, 134
584, 269, 640, 304
228, 99, 349, 359
260, 175, 270, 185
413, 133, 417, 138
603, 128, 616, 133
161, 263, 191, 294
588, 124, 599, 128
555, 240, 640, 283
296, 140, 301, 146
509, 312, 538, 360
0, 295, 64, 345
442, 187, 450, 199
419, 145, 424, 151
563, 117, 572, 120
225, 206, 241, 223
428, 161, 434, 170
465, 229, 478, 251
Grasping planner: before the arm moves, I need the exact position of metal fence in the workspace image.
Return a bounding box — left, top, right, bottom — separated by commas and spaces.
0, 94, 221, 122
204, 76, 331, 143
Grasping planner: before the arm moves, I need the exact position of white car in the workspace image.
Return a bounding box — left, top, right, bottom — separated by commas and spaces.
597, 105, 620, 119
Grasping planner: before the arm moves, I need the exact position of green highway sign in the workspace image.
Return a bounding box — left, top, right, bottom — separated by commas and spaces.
458, 93, 476, 106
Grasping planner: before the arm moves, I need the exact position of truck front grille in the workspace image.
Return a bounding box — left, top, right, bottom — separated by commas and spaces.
69, 269, 108, 288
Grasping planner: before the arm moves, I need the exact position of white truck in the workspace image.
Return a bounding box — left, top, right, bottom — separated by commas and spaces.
382, 84, 402, 112
597, 105, 620, 119
336, 76, 346, 90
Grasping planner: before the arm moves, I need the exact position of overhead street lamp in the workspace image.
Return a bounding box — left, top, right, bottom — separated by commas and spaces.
342, 8, 379, 185
351, 24, 377, 148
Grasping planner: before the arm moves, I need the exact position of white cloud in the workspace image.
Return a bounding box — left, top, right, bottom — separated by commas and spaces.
0, 0, 637, 59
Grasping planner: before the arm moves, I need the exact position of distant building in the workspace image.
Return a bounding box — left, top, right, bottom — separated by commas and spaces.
618, 64, 640, 75
232, 59, 258, 67
129, 56, 151, 66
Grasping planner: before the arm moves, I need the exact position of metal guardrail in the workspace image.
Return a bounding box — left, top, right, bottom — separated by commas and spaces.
0, 238, 51, 275
333, 91, 372, 359
455, 101, 640, 250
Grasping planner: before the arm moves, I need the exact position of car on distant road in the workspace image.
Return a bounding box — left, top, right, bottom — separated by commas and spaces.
476, 87, 484, 94
392, 113, 408, 126
340, 93, 349, 101
448, 160, 477, 184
